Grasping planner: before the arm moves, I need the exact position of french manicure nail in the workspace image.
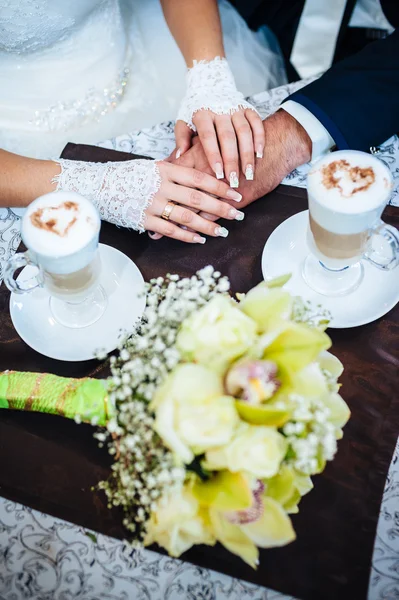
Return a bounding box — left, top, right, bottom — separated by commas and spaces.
215, 226, 229, 238
230, 172, 239, 188
228, 208, 245, 221
193, 235, 206, 244
176, 148, 181, 159
256, 145, 264, 159
215, 162, 224, 179
226, 189, 242, 202
245, 165, 254, 181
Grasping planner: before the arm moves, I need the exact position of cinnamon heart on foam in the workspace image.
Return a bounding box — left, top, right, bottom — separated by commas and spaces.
322, 159, 375, 197
30, 201, 79, 237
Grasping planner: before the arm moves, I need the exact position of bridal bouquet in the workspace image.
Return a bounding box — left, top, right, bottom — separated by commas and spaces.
0, 267, 350, 568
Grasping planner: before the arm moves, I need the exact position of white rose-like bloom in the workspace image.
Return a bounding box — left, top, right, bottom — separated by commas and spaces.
205, 423, 287, 479
151, 364, 239, 464
176, 296, 257, 373
145, 484, 215, 557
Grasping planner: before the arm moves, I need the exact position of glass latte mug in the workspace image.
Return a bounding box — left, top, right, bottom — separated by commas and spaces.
303, 150, 399, 296
4, 191, 107, 328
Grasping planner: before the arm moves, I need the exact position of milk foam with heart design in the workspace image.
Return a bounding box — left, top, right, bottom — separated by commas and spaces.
307, 150, 392, 235
22, 191, 100, 275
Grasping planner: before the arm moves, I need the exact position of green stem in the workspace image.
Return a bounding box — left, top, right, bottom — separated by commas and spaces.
0, 371, 112, 426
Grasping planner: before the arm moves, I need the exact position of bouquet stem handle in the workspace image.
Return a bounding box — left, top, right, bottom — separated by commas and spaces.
0, 370, 112, 426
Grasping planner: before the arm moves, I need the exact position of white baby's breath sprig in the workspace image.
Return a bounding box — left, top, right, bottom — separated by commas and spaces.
282, 394, 338, 475
292, 297, 331, 330
96, 397, 185, 542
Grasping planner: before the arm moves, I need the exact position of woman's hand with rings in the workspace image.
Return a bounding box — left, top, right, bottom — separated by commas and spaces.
175, 108, 265, 188
144, 161, 244, 243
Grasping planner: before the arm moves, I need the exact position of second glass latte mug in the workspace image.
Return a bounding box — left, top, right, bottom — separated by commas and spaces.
303, 150, 399, 296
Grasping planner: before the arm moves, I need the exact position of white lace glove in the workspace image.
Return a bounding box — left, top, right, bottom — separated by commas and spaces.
52, 159, 161, 233
177, 57, 258, 130
52, 158, 245, 242
175, 57, 265, 187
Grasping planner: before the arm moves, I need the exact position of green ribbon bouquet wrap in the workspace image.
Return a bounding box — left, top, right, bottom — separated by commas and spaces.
0, 370, 111, 426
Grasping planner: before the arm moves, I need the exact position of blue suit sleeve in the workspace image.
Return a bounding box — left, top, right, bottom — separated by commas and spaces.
287, 29, 399, 151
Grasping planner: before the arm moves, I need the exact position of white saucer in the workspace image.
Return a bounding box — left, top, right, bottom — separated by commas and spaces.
10, 244, 146, 361
261, 211, 399, 329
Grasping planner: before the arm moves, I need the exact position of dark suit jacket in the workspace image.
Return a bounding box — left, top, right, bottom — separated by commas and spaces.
232, 0, 399, 152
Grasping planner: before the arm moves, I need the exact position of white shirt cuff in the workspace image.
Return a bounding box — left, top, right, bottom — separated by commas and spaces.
281, 100, 336, 162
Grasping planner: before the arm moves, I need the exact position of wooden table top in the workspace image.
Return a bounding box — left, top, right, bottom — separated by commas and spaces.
0, 143, 398, 600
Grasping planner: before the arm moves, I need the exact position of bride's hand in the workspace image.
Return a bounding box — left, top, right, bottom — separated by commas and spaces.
143, 161, 244, 243
175, 108, 264, 188
53, 157, 244, 244
175, 57, 265, 188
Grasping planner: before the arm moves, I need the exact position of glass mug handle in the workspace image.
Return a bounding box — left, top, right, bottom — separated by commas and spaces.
363, 220, 399, 271
4, 252, 44, 294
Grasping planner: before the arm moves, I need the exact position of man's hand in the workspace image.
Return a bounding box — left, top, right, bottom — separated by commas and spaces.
170, 109, 312, 207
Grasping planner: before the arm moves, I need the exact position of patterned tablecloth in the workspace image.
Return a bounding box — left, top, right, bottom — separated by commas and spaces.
0, 81, 398, 600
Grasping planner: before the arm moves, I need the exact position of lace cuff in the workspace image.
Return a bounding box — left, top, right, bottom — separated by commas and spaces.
176, 57, 259, 131
52, 159, 161, 233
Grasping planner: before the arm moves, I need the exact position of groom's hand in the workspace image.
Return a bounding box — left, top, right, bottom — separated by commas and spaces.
170, 110, 312, 206
239, 109, 312, 205
168, 135, 213, 174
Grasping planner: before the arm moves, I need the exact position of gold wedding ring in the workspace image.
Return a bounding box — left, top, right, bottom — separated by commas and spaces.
161, 200, 176, 221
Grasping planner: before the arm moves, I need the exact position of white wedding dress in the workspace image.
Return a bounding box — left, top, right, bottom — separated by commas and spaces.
0, 0, 287, 159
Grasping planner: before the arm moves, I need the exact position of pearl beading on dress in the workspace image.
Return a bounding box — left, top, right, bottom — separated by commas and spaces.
30, 65, 130, 131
